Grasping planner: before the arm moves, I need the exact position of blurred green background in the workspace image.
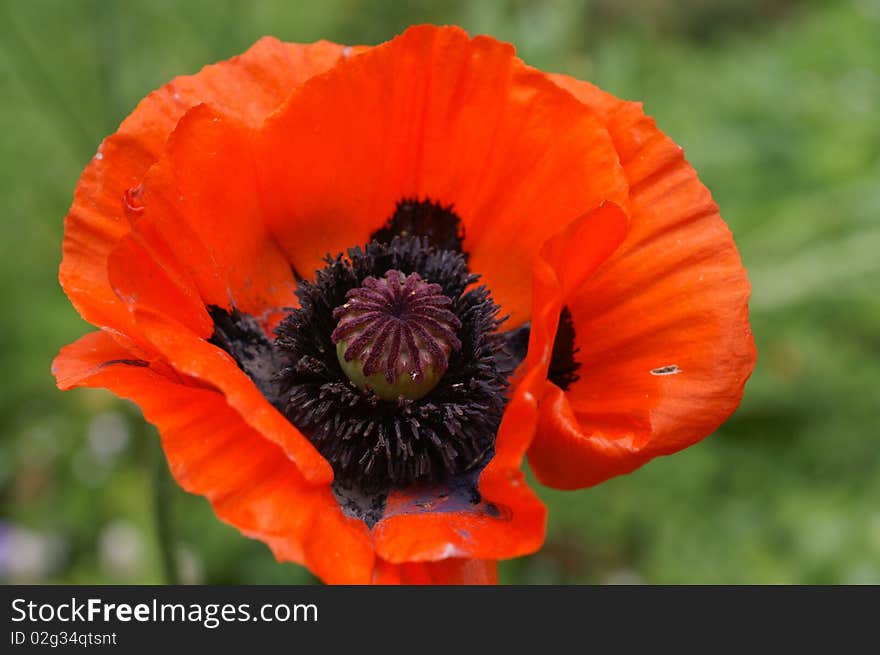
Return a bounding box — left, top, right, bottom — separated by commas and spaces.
1, 0, 878, 584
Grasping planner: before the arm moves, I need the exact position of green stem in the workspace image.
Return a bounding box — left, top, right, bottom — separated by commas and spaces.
152, 439, 180, 585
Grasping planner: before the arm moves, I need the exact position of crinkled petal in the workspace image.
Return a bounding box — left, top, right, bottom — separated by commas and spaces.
60, 38, 357, 345
257, 25, 628, 325
527, 76, 756, 489
52, 331, 372, 583
103, 104, 332, 483
372, 384, 546, 563
132, 103, 300, 329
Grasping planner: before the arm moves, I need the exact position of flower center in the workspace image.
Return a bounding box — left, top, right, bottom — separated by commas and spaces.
211, 201, 529, 518
270, 232, 511, 497
331, 270, 461, 400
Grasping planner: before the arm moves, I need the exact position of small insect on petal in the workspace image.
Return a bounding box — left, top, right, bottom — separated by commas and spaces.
650, 365, 682, 376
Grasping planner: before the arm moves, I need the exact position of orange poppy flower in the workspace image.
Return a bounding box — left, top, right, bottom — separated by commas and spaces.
52, 25, 755, 584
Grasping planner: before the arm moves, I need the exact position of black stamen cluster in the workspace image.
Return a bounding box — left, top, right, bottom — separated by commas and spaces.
372, 197, 466, 255
274, 236, 510, 493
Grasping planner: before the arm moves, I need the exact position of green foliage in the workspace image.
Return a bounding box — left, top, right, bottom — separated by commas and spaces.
0, 0, 877, 584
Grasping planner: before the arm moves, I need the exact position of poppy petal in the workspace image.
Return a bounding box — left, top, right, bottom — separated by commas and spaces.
60, 38, 357, 345
256, 25, 628, 325
533, 202, 631, 307
133, 103, 300, 329
372, 387, 546, 564
475, 201, 628, 492
372, 470, 546, 564
522, 201, 631, 389
106, 237, 332, 484
52, 331, 373, 584
372, 558, 498, 584
528, 76, 757, 489
102, 104, 333, 484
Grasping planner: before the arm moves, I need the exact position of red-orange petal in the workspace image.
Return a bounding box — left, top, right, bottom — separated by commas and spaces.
103, 104, 332, 483
372, 467, 546, 564
60, 38, 357, 347
52, 331, 373, 584
527, 76, 757, 490
478, 202, 628, 485
522, 201, 631, 385
131, 103, 300, 329
372, 384, 546, 564
372, 558, 498, 584
106, 240, 332, 484
256, 25, 628, 326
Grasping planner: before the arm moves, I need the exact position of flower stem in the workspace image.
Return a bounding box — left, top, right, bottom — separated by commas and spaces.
152, 439, 180, 585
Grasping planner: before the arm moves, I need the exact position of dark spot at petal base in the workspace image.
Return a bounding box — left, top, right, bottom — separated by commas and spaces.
383, 467, 502, 518
548, 306, 581, 391
331, 481, 388, 529
495, 322, 530, 375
